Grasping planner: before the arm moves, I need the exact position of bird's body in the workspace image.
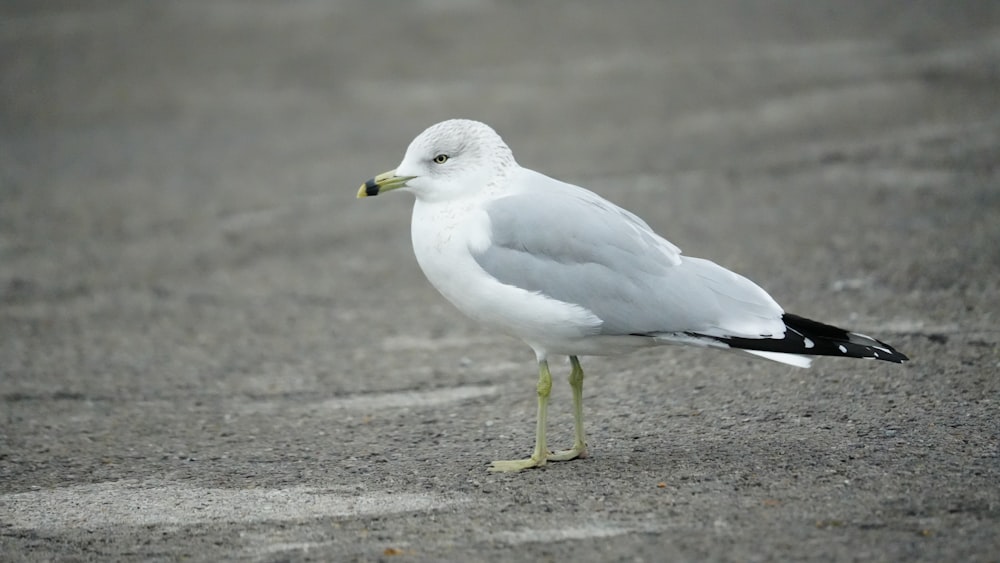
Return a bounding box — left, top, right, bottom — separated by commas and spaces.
358, 119, 907, 472
411, 167, 648, 359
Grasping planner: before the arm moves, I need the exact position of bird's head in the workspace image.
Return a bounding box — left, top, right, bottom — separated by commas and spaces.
357, 119, 515, 203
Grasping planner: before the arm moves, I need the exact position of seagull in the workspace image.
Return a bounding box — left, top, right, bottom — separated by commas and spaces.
356, 119, 907, 472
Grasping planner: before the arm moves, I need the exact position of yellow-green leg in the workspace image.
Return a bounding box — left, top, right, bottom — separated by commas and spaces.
489, 359, 553, 472
548, 355, 588, 461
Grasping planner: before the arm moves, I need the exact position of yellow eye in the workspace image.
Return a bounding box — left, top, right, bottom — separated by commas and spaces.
433, 154, 449, 164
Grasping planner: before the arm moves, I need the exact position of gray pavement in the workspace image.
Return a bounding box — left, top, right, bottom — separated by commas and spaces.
2, 1, 999, 561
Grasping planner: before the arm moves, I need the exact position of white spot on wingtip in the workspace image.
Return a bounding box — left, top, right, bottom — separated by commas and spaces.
803, 337, 814, 349
838, 345, 848, 354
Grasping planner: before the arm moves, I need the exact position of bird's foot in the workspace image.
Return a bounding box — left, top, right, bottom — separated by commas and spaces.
489, 454, 547, 473
488, 443, 588, 472
547, 443, 588, 462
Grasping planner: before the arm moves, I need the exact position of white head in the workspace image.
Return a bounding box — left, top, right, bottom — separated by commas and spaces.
358, 119, 516, 203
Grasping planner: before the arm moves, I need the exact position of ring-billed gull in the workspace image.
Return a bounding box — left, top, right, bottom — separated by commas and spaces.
357, 119, 907, 472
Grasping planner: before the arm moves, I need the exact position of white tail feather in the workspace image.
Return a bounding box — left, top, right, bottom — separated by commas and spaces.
742, 349, 813, 368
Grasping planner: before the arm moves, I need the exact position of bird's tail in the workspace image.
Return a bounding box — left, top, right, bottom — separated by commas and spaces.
691, 314, 909, 367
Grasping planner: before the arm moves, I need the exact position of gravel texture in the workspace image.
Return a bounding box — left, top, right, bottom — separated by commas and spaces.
2, 2, 999, 561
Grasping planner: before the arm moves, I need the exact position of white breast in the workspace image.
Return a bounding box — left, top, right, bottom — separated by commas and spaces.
410, 197, 603, 359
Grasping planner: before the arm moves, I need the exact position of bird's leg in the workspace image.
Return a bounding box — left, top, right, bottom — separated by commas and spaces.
548, 355, 588, 461
489, 359, 553, 472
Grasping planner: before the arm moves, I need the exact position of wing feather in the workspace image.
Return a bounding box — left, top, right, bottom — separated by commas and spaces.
472, 181, 784, 338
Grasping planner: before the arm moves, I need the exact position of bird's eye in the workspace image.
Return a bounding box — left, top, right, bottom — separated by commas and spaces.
432, 154, 449, 164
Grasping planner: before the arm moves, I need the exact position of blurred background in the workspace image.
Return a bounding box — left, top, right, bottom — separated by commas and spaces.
1, 2, 999, 559
3, 1, 997, 398
4, 0, 1000, 425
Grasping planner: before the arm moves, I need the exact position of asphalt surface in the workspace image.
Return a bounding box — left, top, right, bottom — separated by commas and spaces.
2, 1, 999, 561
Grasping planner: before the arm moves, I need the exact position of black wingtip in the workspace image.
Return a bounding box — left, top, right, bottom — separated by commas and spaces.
686, 314, 908, 364
783, 314, 909, 363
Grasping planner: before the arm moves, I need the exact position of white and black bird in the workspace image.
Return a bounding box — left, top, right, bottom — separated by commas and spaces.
358, 119, 908, 472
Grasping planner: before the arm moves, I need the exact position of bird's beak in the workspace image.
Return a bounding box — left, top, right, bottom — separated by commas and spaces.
357, 170, 415, 198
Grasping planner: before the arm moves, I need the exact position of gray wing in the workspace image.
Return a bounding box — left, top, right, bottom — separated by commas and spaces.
472, 189, 784, 338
